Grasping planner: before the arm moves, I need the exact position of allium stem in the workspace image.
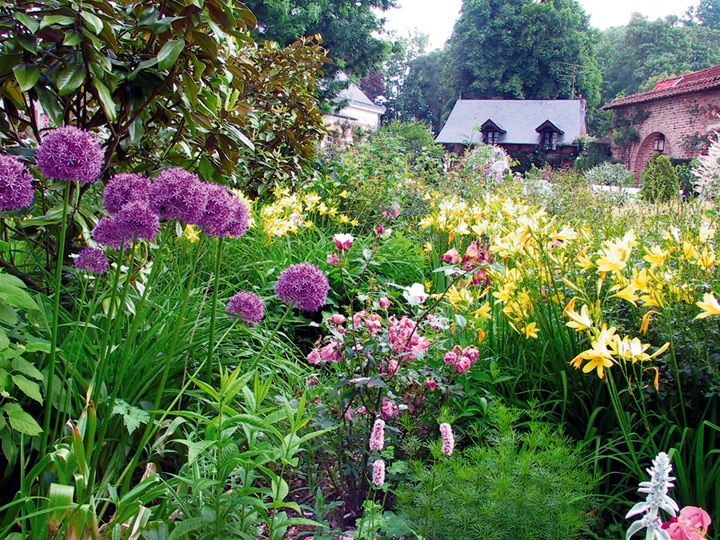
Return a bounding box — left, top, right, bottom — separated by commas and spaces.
206, 237, 224, 382
248, 302, 295, 372
40, 182, 72, 455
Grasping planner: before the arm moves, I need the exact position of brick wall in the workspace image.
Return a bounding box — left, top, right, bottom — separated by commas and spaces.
610, 88, 720, 180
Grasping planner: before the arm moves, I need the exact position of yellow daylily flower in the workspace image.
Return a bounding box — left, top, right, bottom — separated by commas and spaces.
564, 303, 594, 332
639, 310, 659, 334
446, 284, 474, 306
643, 245, 667, 268
522, 322, 539, 339
184, 224, 200, 242
473, 303, 492, 320
696, 293, 720, 319
610, 284, 639, 305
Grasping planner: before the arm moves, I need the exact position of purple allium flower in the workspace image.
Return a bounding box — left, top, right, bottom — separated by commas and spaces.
0, 154, 34, 212
226, 290, 265, 327
36, 126, 104, 184
74, 246, 109, 274
114, 201, 161, 244
274, 262, 330, 312
198, 183, 235, 237
93, 216, 124, 249
225, 196, 250, 238
103, 173, 150, 213
149, 168, 208, 224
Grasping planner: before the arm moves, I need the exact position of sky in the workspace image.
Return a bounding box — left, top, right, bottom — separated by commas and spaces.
382, 0, 696, 50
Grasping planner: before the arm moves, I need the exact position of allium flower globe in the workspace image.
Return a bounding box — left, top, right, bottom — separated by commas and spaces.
73, 247, 109, 274
149, 168, 208, 224
36, 126, 104, 183
199, 183, 235, 237
114, 201, 161, 244
103, 173, 150, 213
274, 262, 329, 311
226, 291, 265, 327
0, 154, 34, 212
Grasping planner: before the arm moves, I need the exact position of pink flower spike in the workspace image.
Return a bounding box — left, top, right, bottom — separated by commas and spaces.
369, 418, 385, 451
333, 233, 354, 251
372, 459, 386, 487
439, 423, 454, 456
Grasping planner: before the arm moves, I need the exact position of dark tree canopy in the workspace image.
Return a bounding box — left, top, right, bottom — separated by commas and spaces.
243, 0, 395, 78
445, 0, 601, 107
597, 13, 720, 102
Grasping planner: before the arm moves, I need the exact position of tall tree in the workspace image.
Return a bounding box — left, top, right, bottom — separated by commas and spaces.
689, 0, 720, 28
445, 0, 601, 107
243, 0, 394, 78
395, 50, 454, 133
597, 14, 720, 102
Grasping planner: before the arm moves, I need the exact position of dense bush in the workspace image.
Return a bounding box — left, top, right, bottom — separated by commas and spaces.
584, 161, 634, 187
640, 154, 680, 203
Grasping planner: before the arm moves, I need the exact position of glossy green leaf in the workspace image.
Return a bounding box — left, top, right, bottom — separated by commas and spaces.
15, 12, 39, 33
157, 39, 184, 71
55, 65, 86, 96
93, 78, 117, 122
12, 64, 40, 92
40, 14, 76, 29
81, 11, 104, 34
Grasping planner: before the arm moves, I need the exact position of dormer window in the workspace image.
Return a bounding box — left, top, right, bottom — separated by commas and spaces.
541, 131, 558, 151
535, 120, 564, 152
480, 119, 506, 145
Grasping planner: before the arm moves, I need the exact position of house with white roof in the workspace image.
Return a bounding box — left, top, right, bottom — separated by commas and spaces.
323, 75, 386, 147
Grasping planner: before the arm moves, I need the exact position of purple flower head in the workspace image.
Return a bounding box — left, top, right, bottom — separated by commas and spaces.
0, 154, 34, 212
93, 202, 160, 249
36, 126, 104, 184
199, 183, 235, 237
149, 168, 207, 224
226, 290, 265, 327
274, 262, 330, 312
104, 173, 150, 214
74, 247, 109, 274
115, 201, 161, 243
225, 196, 250, 238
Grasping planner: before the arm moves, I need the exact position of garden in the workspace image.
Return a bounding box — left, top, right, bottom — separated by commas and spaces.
1, 2, 719, 539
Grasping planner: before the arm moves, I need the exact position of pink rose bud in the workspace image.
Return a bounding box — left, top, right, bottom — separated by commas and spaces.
327, 253, 340, 265
333, 233, 354, 251
441, 248, 461, 264
379, 297, 391, 308
376, 225, 385, 236
454, 356, 472, 373
443, 350, 458, 365
425, 378, 438, 389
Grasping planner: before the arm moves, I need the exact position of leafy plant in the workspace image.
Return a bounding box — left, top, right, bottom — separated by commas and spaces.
640, 154, 680, 203
584, 162, 634, 187
395, 403, 596, 540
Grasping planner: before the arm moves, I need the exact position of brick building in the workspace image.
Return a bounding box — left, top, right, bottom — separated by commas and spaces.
604, 64, 720, 179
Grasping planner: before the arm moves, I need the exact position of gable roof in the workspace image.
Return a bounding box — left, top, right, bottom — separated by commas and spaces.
604, 64, 720, 109
334, 71, 386, 115
436, 99, 587, 145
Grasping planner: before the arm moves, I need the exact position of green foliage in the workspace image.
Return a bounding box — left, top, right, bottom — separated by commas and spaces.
243, 0, 393, 79
0, 0, 257, 183
584, 162, 634, 187
0, 271, 47, 467
640, 154, 680, 203
395, 404, 596, 540
233, 38, 329, 196
573, 137, 612, 172
445, 0, 601, 107
596, 14, 720, 103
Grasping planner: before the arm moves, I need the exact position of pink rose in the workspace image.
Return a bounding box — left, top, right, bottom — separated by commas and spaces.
443, 350, 458, 365
327, 253, 340, 265
454, 356, 472, 373
379, 297, 391, 308
330, 313, 346, 325
380, 399, 399, 419
307, 349, 323, 365
663, 506, 713, 540
319, 339, 343, 362
463, 346, 480, 363
425, 378, 438, 389
386, 359, 399, 377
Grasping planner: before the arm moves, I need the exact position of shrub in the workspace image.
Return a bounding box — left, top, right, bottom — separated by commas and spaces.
395, 404, 596, 540
640, 154, 680, 203
584, 162, 634, 187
